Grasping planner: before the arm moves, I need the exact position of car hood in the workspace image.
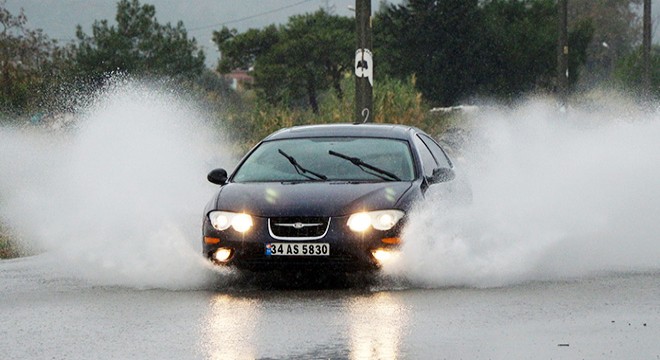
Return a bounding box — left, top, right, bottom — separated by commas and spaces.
213, 181, 414, 217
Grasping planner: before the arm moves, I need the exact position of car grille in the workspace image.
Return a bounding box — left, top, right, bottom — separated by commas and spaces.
268, 216, 330, 240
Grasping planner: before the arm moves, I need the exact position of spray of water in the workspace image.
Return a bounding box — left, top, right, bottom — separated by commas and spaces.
386, 97, 660, 288
2, 81, 658, 290
0, 78, 234, 289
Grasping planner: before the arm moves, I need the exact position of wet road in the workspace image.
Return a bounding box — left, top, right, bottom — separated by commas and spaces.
1, 257, 659, 360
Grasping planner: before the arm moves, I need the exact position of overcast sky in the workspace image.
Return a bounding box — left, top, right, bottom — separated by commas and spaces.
4, 0, 658, 68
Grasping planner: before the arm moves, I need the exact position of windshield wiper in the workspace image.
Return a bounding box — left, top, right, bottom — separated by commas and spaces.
328, 150, 401, 181
278, 149, 327, 181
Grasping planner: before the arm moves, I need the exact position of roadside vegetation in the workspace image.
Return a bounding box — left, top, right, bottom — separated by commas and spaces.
1, 0, 656, 123
0, 0, 657, 258
0, 223, 19, 259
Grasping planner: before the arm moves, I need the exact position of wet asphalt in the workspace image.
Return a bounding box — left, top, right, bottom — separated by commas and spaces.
1, 257, 659, 360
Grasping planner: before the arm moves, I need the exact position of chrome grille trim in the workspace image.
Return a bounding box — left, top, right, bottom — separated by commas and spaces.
268, 217, 331, 240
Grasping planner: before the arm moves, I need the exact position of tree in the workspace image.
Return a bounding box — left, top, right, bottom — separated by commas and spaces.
0, 1, 65, 114
568, 0, 643, 85
375, 0, 485, 106
72, 0, 205, 81
375, 0, 594, 104
478, 0, 593, 98
478, 0, 558, 97
214, 25, 279, 74
214, 10, 353, 113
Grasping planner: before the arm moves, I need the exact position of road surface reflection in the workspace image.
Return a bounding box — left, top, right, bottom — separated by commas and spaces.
349, 292, 409, 359
200, 290, 409, 359
202, 295, 261, 359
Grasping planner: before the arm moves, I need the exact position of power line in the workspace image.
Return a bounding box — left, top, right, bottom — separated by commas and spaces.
40, 0, 321, 43
188, 0, 316, 32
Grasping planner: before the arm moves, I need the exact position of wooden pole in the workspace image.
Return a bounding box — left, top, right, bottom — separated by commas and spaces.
557, 0, 569, 109
642, 0, 652, 97
355, 0, 373, 123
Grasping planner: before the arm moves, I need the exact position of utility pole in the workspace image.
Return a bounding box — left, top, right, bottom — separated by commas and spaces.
642, 0, 652, 97
355, 0, 373, 123
557, 0, 569, 109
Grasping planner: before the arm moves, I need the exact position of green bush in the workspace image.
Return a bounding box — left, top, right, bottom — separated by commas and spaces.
613, 45, 660, 99
0, 224, 19, 259
223, 74, 439, 152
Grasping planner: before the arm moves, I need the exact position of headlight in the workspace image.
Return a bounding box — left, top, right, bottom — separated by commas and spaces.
347, 210, 405, 232
209, 211, 253, 233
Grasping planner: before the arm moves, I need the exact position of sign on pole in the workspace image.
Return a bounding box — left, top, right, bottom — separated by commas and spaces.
355, 0, 373, 123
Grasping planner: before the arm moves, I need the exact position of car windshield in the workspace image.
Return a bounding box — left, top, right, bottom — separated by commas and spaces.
232, 137, 415, 182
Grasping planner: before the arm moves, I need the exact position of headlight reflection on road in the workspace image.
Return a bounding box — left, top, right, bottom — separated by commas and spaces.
348, 292, 408, 359
201, 295, 260, 360
199, 290, 408, 359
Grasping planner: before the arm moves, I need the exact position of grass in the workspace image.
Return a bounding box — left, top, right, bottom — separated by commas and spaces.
223, 75, 453, 153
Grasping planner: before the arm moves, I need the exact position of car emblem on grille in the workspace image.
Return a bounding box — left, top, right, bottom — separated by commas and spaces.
274, 221, 324, 228
269, 218, 330, 240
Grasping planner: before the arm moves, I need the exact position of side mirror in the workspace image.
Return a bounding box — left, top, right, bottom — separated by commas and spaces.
207, 168, 228, 185
428, 167, 455, 184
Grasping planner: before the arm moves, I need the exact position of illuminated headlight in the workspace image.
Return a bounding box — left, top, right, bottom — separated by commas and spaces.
347, 210, 405, 232
208, 211, 253, 233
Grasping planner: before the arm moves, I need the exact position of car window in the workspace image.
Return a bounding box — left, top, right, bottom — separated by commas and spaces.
232, 137, 415, 182
419, 134, 452, 168
413, 136, 437, 177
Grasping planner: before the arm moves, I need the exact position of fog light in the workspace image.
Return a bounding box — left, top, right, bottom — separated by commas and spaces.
213, 248, 233, 263
371, 248, 398, 264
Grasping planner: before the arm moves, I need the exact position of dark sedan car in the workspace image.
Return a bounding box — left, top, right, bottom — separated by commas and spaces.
203, 123, 457, 272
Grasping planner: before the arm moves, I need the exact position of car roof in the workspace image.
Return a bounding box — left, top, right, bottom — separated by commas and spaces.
263, 123, 422, 141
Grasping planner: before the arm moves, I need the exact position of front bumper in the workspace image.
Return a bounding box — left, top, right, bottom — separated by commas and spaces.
202, 215, 401, 272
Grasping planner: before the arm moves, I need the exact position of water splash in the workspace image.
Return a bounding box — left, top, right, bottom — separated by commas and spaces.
388, 97, 660, 288
3, 83, 658, 290
0, 79, 234, 289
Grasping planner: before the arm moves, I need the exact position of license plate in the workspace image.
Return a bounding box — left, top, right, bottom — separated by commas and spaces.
266, 243, 330, 256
